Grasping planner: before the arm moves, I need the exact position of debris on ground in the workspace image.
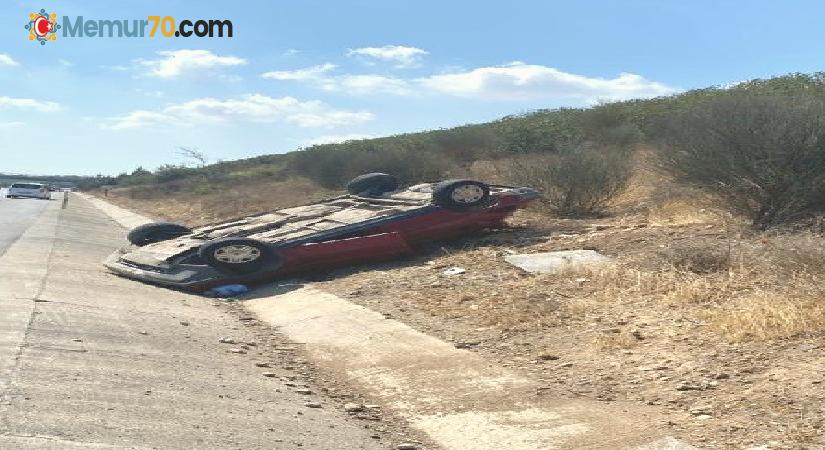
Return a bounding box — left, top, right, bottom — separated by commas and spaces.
441, 266, 466, 276
205, 284, 250, 298
503, 249, 612, 274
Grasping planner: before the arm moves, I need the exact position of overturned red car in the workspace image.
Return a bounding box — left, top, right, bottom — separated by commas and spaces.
104, 174, 539, 291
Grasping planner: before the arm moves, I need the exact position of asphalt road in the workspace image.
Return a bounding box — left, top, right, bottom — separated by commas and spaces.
0, 188, 51, 258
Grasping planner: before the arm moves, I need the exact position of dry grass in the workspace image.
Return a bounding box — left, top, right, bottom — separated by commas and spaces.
712, 294, 825, 341
384, 228, 825, 344
101, 177, 336, 227
566, 235, 825, 341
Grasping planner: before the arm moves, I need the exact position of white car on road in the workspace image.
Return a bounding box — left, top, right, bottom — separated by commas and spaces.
6, 183, 52, 200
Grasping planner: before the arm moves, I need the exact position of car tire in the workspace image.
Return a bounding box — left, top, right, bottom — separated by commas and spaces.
432, 179, 491, 210
198, 238, 281, 274
127, 222, 193, 247
346, 173, 399, 197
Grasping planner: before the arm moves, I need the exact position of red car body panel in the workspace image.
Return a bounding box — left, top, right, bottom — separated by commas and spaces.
218, 195, 527, 289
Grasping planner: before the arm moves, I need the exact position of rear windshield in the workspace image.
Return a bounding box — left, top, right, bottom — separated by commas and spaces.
11, 183, 43, 189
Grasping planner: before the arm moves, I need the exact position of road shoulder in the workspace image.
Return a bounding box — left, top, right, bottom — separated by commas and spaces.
0, 194, 390, 449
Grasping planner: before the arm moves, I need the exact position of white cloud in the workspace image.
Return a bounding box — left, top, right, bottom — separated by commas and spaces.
263, 64, 413, 96
418, 62, 677, 101
0, 54, 18, 67
347, 45, 428, 68
0, 121, 25, 128
262, 60, 675, 102
136, 49, 247, 79
58, 59, 74, 67
0, 96, 61, 112
262, 63, 337, 81
106, 110, 170, 130
107, 94, 374, 130
331, 75, 412, 95
283, 49, 301, 56
303, 133, 377, 146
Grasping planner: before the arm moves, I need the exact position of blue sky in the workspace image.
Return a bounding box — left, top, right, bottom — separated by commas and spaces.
2, 1, 825, 175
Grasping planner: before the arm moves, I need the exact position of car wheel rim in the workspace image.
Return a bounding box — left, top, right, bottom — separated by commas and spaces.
213, 245, 261, 264
450, 185, 485, 204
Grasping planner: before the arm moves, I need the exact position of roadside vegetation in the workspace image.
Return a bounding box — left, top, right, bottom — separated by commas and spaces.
99, 72, 825, 228
94, 72, 825, 446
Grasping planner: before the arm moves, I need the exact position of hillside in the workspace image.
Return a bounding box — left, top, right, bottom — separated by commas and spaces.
100, 72, 825, 230
90, 72, 825, 447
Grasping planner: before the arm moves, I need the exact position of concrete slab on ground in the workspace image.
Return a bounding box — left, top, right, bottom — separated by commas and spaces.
504, 249, 612, 274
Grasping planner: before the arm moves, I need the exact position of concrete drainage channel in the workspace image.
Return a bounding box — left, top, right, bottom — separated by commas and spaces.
81, 193, 697, 450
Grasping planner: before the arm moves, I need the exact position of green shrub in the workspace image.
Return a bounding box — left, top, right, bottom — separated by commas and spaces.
286, 139, 450, 188
429, 125, 500, 165
655, 94, 825, 229
153, 164, 195, 183
506, 148, 631, 217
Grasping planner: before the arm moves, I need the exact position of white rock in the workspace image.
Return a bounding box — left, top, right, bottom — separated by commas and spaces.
504, 250, 612, 274
442, 266, 467, 276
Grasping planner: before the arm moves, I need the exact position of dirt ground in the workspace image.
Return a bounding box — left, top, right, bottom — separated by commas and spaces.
95, 174, 825, 449
307, 210, 825, 449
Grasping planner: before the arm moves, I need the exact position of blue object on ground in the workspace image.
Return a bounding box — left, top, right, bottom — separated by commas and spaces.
206, 284, 249, 297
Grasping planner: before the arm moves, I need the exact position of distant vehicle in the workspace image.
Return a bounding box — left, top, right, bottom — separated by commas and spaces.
105, 174, 539, 291
7, 183, 52, 200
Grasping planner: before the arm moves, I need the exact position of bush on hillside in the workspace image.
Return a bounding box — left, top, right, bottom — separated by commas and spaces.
655, 94, 825, 229
578, 103, 642, 147
154, 164, 197, 183
287, 141, 450, 189
429, 126, 500, 166
494, 108, 587, 154
506, 148, 631, 217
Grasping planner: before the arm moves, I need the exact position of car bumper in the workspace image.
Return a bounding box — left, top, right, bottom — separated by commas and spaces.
7, 194, 50, 199
104, 247, 224, 291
